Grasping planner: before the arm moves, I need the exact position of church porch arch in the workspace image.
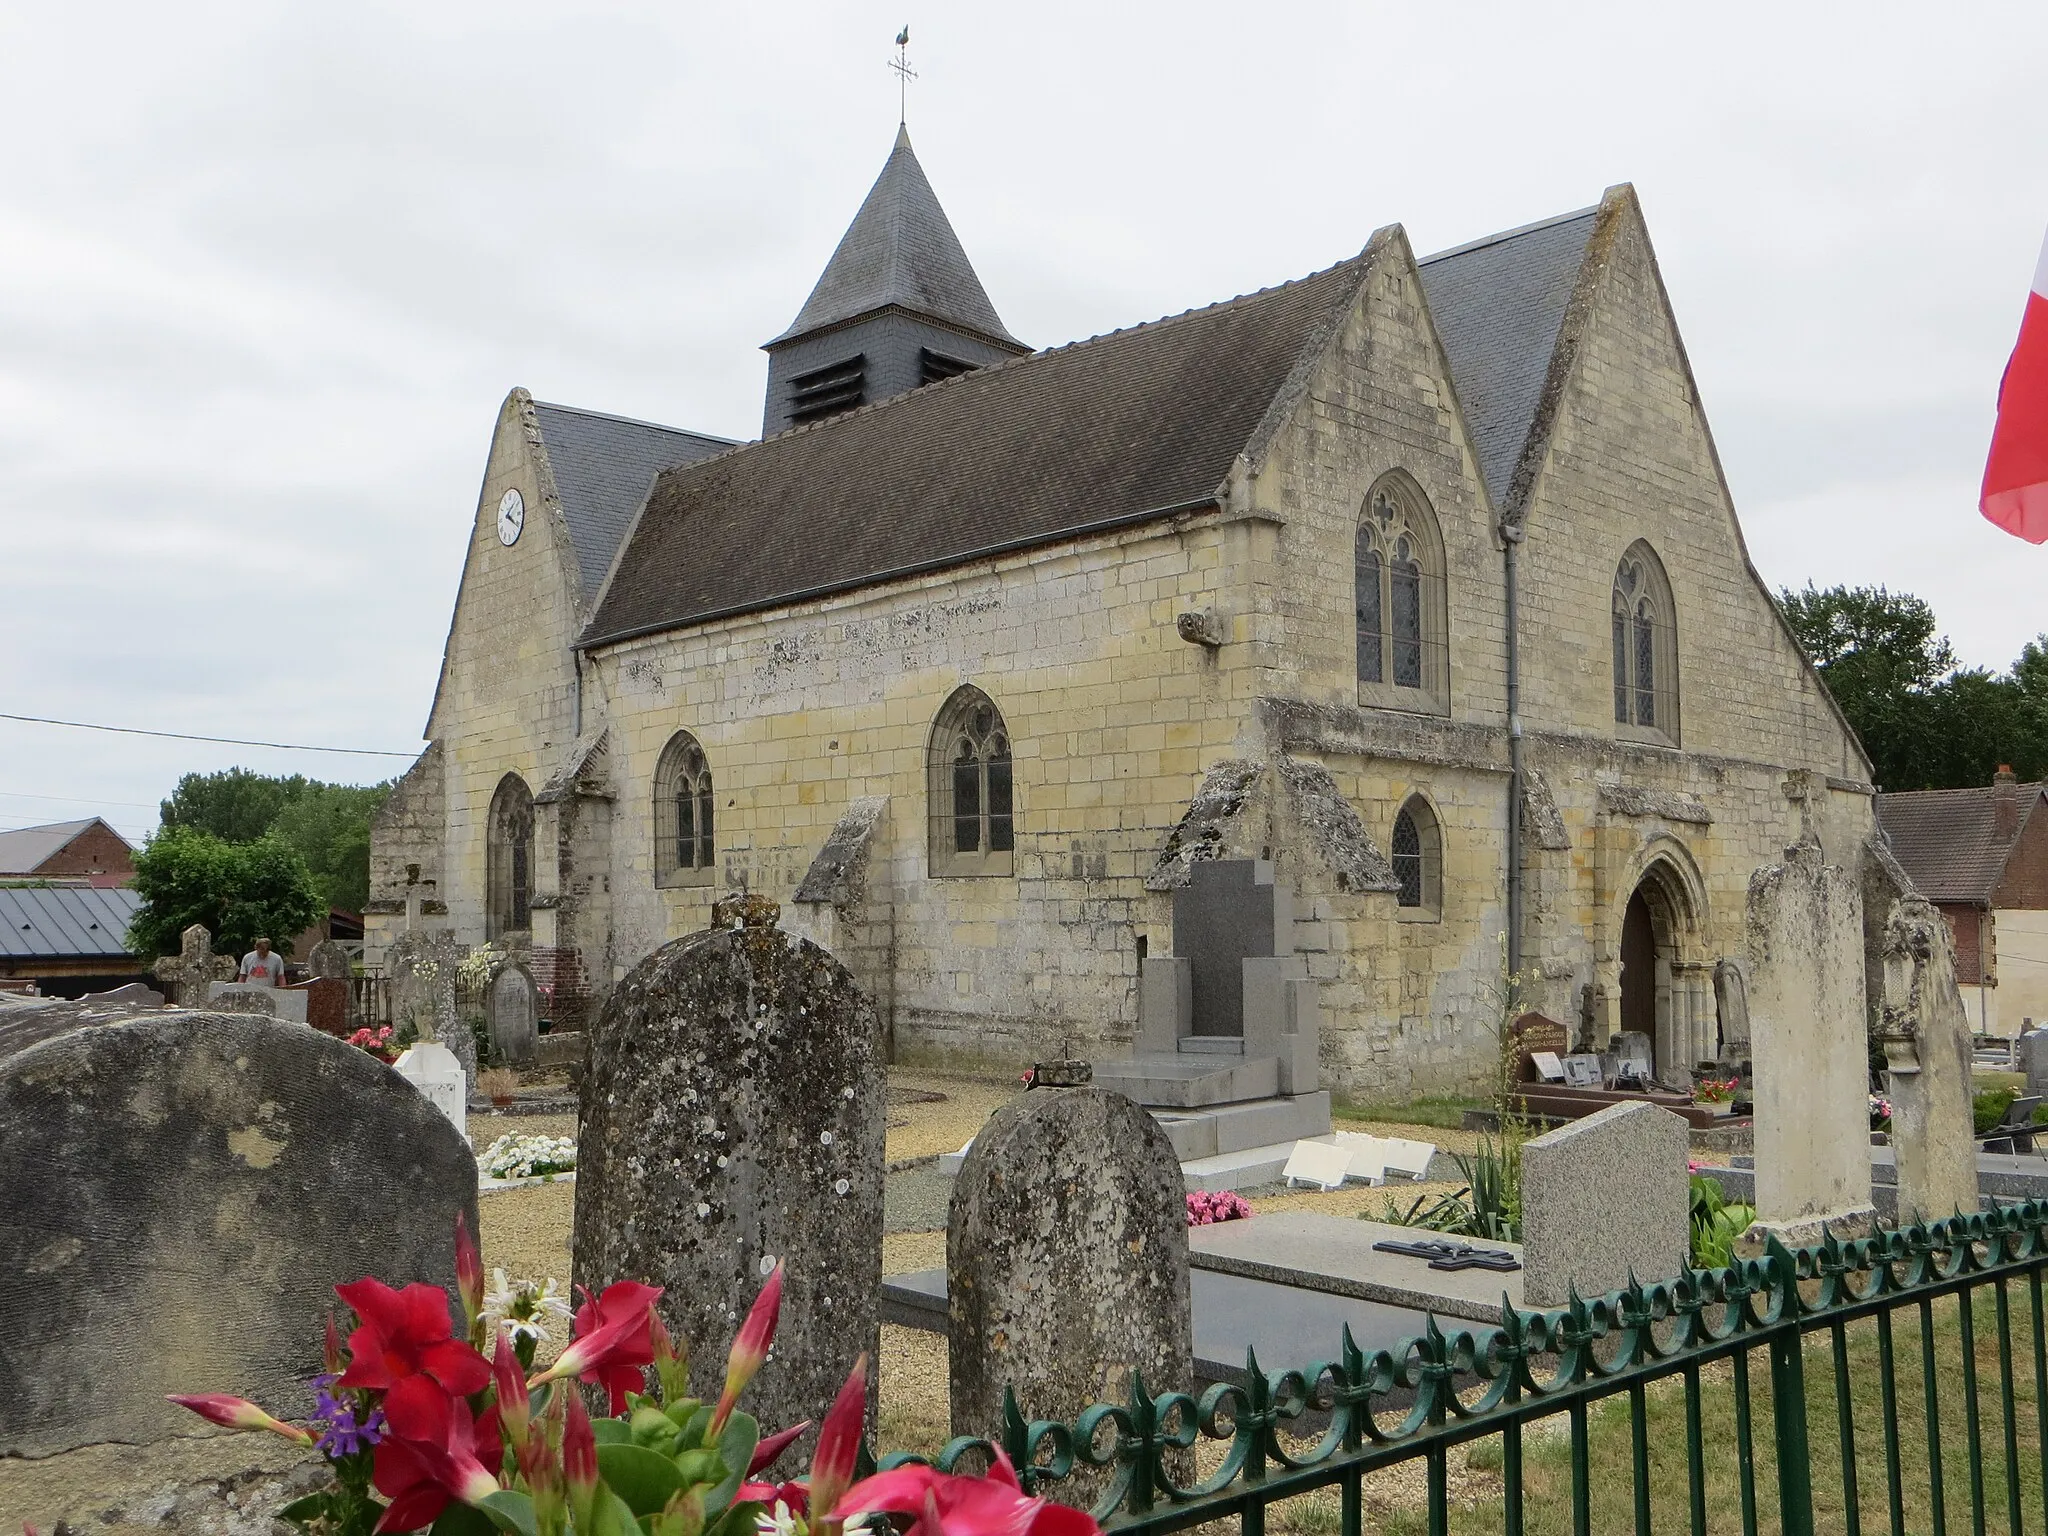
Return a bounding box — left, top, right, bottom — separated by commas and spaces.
1607, 836, 1715, 1080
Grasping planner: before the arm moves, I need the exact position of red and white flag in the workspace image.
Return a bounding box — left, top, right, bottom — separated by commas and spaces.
1982, 227, 2048, 543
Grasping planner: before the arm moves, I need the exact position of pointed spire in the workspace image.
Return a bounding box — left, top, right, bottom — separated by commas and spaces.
768, 127, 1022, 350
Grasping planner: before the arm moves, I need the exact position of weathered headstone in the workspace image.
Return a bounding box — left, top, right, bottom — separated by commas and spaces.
301, 976, 350, 1037
2022, 1028, 2048, 1097
307, 937, 363, 1031
1871, 880, 1978, 1221
1713, 957, 1751, 1061
150, 923, 236, 1007
387, 930, 473, 1085
947, 1085, 1192, 1438
78, 981, 164, 1008
573, 897, 885, 1448
395, 1040, 469, 1143
0, 1006, 477, 1457
208, 981, 310, 1023
1746, 834, 1875, 1243
1520, 1100, 1689, 1307
488, 961, 540, 1067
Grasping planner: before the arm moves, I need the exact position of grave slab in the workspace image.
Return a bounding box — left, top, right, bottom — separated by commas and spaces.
1188, 1211, 1524, 1324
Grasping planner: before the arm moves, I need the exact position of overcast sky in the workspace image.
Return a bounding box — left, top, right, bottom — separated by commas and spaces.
4, 1, 2046, 843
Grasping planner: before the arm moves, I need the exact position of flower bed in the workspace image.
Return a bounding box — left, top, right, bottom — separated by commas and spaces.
478, 1132, 577, 1181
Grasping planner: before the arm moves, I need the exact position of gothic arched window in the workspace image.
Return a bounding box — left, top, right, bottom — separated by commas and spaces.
1355, 473, 1449, 714
1611, 541, 1679, 741
1391, 794, 1442, 918
654, 731, 715, 887
930, 686, 1014, 876
486, 773, 533, 940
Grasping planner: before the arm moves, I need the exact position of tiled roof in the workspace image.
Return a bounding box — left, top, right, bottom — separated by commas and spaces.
0, 885, 142, 959
1417, 208, 1599, 511
1875, 781, 2047, 904
588, 254, 1372, 643
0, 818, 124, 876
533, 403, 734, 600
768, 125, 1021, 349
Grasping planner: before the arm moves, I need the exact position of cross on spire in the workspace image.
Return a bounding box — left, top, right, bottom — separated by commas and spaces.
889, 25, 917, 125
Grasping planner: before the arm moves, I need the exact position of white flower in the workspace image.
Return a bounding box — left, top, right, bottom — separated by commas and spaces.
479, 1132, 577, 1180
755, 1501, 801, 1536
482, 1268, 575, 1342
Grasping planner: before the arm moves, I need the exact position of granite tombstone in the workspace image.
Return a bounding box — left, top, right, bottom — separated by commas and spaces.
1520, 1100, 1689, 1308
572, 896, 885, 1449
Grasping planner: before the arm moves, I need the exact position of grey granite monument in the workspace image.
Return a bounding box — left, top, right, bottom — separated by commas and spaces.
1520, 1100, 1689, 1308
947, 1084, 1192, 1439
572, 895, 885, 1448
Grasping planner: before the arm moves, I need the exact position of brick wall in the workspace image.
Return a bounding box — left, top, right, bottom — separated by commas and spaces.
1993, 793, 2048, 909
29, 822, 134, 886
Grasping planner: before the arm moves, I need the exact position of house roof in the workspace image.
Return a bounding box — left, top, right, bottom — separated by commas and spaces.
1875, 780, 2048, 904
0, 818, 128, 876
1416, 208, 1600, 511
768, 125, 1022, 350
533, 402, 735, 599
0, 885, 142, 959
584, 201, 1612, 648
589, 253, 1371, 644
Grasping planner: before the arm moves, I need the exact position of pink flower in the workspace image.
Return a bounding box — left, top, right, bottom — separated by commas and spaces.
334, 1278, 492, 1397
166, 1393, 314, 1446
835, 1450, 1099, 1536
748, 1419, 813, 1477
711, 1263, 782, 1433
530, 1279, 664, 1413
806, 1356, 868, 1524
369, 1377, 500, 1533
454, 1214, 484, 1334
563, 1388, 599, 1535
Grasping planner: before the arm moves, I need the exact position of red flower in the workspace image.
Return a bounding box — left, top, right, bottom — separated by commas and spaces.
712, 1263, 782, 1433
370, 1377, 500, 1533
808, 1356, 867, 1522
563, 1388, 599, 1535
334, 1278, 491, 1397
835, 1451, 1099, 1536
749, 1419, 813, 1477
529, 1279, 664, 1414
454, 1214, 485, 1334
166, 1393, 314, 1446
490, 1330, 531, 1453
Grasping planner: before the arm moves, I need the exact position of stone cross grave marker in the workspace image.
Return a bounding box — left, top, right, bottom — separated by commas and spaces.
1520, 1100, 1689, 1308
948, 1085, 1192, 1442
573, 897, 885, 1450
0, 1005, 476, 1457
1746, 833, 1874, 1243
488, 961, 540, 1067
150, 922, 236, 1007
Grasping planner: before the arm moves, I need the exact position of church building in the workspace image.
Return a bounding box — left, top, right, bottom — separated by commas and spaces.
368, 124, 1875, 1098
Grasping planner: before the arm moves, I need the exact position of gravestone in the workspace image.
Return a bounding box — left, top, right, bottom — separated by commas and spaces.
2022, 1029, 2048, 1097
1746, 833, 1874, 1243
301, 976, 350, 1037
948, 1085, 1191, 1438
386, 930, 472, 1086
208, 982, 310, 1024
0, 1006, 477, 1457
1871, 875, 1978, 1221
488, 961, 540, 1067
78, 982, 164, 1007
1520, 1100, 1689, 1308
395, 1040, 469, 1142
1175, 858, 1291, 1038
307, 938, 362, 1031
1509, 1013, 1569, 1081
1713, 957, 1751, 1061
150, 923, 236, 1007
573, 897, 885, 1448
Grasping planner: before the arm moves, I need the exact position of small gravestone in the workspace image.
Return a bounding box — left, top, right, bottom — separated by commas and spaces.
0, 1008, 477, 1457
1872, 875, 1978, 1221
2022, 1028, 2048, 1096
151, 923, 236, 1007
948, 1086, 1192, 1440
301, 976, 350, 1037
573, 898, 885, 1447
1713, 957, 1751, 1061
488, 962, 540, 1067
387, 930, 473, 1086
208, 982, 310, 1024
78, 982, 164, 1008
1747, 834, 1875, 1243
307, 938, 362, 1031
1520, 1100, 1689, 1308
395, 1040, 469, 1143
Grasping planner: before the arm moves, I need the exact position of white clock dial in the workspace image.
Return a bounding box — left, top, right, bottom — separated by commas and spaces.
496, 488, 525, 546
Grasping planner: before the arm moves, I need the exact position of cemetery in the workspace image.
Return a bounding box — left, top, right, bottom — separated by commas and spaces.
4, 829, 2048, 1535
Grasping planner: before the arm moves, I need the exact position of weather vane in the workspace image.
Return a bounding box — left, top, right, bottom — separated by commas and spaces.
890, 25, 917, 125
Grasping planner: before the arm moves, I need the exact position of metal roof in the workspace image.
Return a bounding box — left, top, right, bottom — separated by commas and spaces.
0, 885, 143, 959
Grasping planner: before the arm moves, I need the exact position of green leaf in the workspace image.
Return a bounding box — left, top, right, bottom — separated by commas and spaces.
630, 1405, 682, 1453
673, 1403, 712, 1448
703, 1500, 765, 1536
704, 1412, 758, 1516
277, 1492, 333, 1522
663, 1397, 704, 1431
479, 1491, 540, 1536
593, 1483, 647, 1536
672, 1448, 723, 1487
592, 1417, 635, 1445
598, 1442, 688, 1515
429, 1504, 497, 1536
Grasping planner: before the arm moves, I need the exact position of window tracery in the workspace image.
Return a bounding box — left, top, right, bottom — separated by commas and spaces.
1355, 475, 1447, 712
930, 687, 1014, 876
654, 732, 716, 886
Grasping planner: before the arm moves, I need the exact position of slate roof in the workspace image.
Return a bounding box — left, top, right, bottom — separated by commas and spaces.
0, 885, 142, 958
0, 818, 125, 876
1417, 208, 1599, 511
589, 254, 1372, 644
1875, 782, 2048, 905
768, 126, 1022, 349
533, 402, 734, 599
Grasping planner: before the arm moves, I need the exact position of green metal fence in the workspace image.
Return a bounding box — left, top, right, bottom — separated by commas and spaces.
882, 1200, 2048, 1536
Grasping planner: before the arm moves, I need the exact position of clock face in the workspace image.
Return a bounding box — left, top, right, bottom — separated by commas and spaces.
497, 488, 525, 547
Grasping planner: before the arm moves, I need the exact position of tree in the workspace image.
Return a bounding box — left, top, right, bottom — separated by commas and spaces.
127, 826, 323, 962
159, 768, 311, 844
270, 781, 392, 913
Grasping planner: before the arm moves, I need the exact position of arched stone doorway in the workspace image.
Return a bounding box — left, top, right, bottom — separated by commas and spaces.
1614, 847, 1714, 1081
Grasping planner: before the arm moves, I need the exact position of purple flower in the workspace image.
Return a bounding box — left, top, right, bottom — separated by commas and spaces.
309, 1373, 385, 1459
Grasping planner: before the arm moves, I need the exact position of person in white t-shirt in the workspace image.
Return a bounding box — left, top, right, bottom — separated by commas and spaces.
239, 938, 286, 988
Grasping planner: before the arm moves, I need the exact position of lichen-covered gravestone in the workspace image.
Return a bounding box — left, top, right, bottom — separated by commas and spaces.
0, 1006, 477, 1457
1520, 1100, 1689, 1307
1746, 833, 1875, 1244
488, 961, 540, 1067
572, 897, 884, 1448
387, 930, 473, 1085
947, 1085, 1192, 1440
151, 922, 236, 1007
